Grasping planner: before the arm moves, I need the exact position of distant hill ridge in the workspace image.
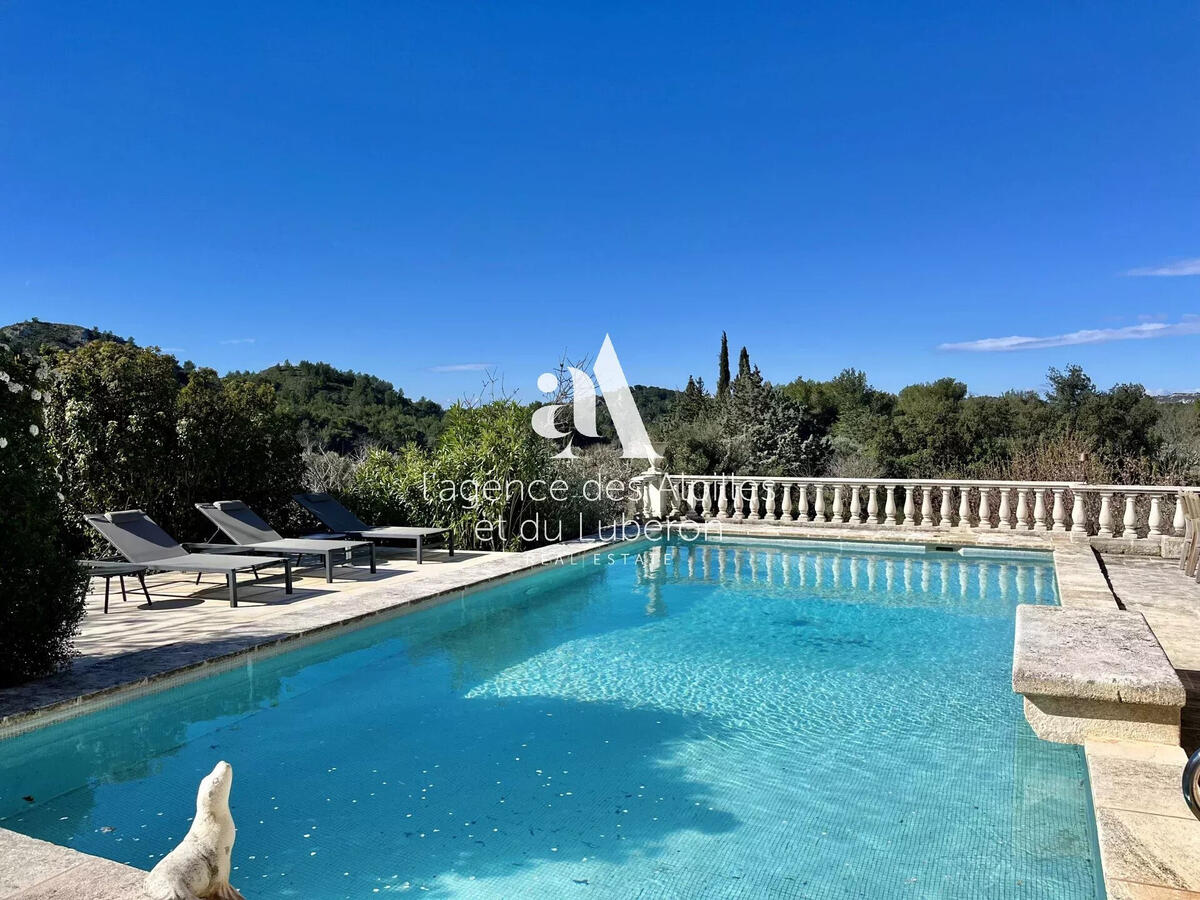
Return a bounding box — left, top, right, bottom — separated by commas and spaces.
0, 319, 128, 355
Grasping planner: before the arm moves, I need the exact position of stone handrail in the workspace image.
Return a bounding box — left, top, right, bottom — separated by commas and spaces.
630, 473, 1194, 540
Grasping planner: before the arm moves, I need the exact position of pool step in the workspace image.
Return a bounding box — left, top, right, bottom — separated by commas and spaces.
1013, 605, 1187, 745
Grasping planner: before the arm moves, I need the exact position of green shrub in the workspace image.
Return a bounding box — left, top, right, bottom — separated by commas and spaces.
336, 402, 635, 551
0, 349, 88, 686
45, 342, 303, 551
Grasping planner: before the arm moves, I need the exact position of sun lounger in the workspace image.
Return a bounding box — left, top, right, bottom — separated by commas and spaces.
194, 500, 375, 582
84, 510, 292, 607
292, 492, 454, 563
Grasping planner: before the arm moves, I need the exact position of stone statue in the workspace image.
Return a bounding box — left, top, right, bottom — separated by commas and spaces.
144, 761, 245, 900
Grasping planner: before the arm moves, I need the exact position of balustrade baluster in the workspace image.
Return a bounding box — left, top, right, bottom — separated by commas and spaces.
921, 487, 933, 528
978, 488, 992, 530
958, 486, 971, 530
814, 485, 827, 523
765, 482, 778, 522
796, 484, 810, 522
902, 486, 916, 528
866, 485, 879, 524
1148, 495, 1162, 537
717, 479, 731, 519
1123, 493, 1139, 539
1097, 492, 1113, 536
748, 481, 762, 521
1051, 489, 1066, 532
832, 484, 845, 523
997, 488, 1012, 530
1174, 492, 1186, 536
781, 483, 793, 521
1033, 490, 1048, 531
884, 485, 897, 526
732, 481, 745, 520
850, 485, 863, 525
1071, 490, 1087, 536
686, 480, 698, 517
1015, 489, 1030, 530
938, 486, 952, 530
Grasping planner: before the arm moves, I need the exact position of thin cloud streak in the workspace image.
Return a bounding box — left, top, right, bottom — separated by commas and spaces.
220, 337, 256, 345
1125, 257, 1200, 276
429, 362, 495, 373
939, 317, 1200, 352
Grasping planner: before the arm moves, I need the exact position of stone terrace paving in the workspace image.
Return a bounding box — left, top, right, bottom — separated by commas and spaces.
1, 526, 1199, 899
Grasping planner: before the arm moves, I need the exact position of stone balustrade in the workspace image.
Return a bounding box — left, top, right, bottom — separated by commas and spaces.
629, 474, 1192, 541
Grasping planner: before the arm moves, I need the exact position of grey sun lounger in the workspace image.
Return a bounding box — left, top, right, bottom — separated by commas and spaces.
84, 510, 292, 608
195, 501, 376, 583
293, 492, 454, 564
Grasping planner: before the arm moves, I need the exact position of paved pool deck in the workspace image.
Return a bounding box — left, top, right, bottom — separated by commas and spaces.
1, 527, 1198, 899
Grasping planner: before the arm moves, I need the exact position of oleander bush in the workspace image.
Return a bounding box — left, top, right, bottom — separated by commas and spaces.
0, 347, 88, 686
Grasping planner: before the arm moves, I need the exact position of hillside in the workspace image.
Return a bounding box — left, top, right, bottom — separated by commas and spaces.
228, 360, 446, 452
0, 320, 127, 355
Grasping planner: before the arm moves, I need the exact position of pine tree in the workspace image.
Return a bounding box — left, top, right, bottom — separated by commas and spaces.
717, 333, 731, 399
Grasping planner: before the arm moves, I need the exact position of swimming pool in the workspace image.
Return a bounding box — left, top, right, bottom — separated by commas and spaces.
0, 538, 1101, 898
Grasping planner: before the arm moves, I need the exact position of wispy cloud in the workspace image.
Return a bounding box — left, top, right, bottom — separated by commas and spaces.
220, 337, 256, 345
939, 316, 1200, 352
159, 347, 186, 353
1124, 257, 1200, 277
429, 362, 494, 373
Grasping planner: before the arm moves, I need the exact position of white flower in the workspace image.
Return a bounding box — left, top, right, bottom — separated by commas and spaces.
0, 437, 7, 449
0, 370, 8, 382
56, 491, 65, 502
28, 423, 39, 436
7, 381, 20, 393
31, 389, 41, 401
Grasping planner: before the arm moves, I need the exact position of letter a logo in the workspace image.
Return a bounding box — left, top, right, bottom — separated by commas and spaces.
532, 335, 662, 461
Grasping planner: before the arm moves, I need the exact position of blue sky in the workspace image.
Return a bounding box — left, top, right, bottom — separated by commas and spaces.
1, 1, 1197, 405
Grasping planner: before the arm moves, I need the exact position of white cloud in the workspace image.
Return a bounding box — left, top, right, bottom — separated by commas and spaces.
429, 363, 494, 373
939, 317, 1200, 352
1125, 257, 1200, 276
219, 338, 256, 345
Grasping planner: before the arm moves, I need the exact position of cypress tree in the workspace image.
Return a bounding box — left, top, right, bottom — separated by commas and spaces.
738, 346, 751, 380
717, 333, 731, 399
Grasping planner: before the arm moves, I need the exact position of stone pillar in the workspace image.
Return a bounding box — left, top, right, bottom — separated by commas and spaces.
958, 486, 971, 530
938, 486, 952, 530
884, 485, 896, 526
850, 485, 863, 525
978, 488, 992, 530
732, 481, 745, 520
748, 481, 762, 521
920, 487, 933, 528
866, 486, 879, 524
832, 484, 844, 523
781, 483, 793, 521
796, 483, 809, 522
814, 485, 827, 523
765, 481, 779, 521
1148, 495, 1162, 537
717, 478, 731, 519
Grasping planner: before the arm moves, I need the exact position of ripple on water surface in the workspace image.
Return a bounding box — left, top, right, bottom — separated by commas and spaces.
0, 539, 1100, 898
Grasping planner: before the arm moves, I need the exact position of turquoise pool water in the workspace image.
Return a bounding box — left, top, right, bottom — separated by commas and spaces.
0, 538, 1101, 898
